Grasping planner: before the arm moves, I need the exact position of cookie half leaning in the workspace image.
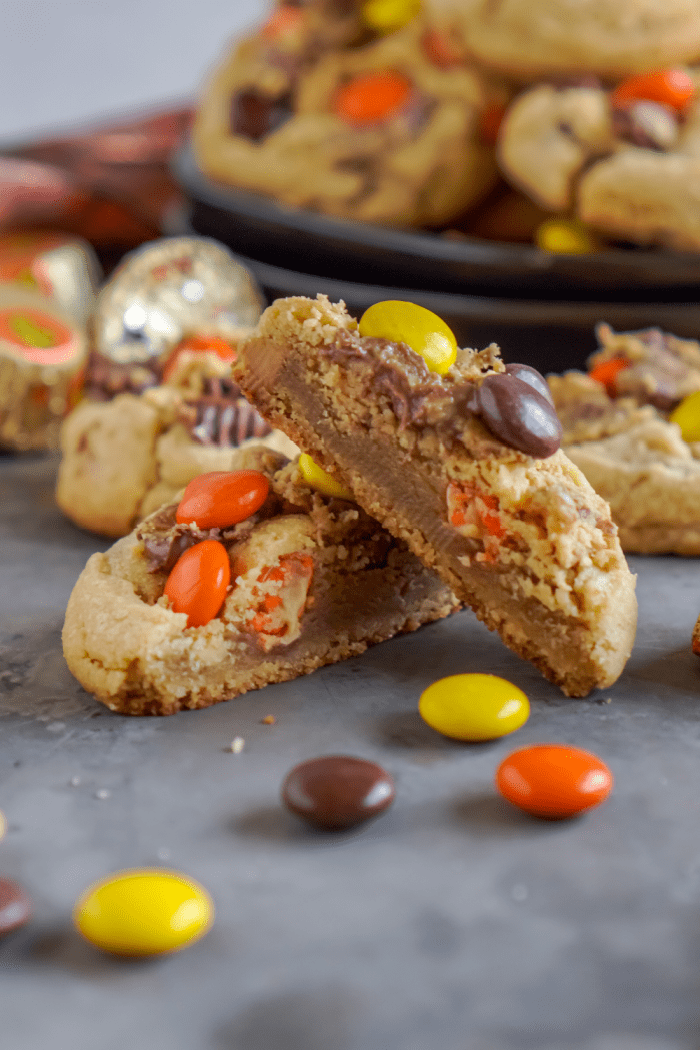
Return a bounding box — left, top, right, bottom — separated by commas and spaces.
62, 447, 459, 715
233, 295, 637, 698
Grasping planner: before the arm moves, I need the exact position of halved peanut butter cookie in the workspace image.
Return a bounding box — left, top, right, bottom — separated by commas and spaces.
233, 295, 637, 698
62, 447, 459, 715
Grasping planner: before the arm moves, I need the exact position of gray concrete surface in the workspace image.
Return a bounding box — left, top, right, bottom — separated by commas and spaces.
1, 451, 700, 1050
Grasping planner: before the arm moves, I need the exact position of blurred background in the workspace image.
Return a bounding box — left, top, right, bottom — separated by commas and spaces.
0, 0, 261, 141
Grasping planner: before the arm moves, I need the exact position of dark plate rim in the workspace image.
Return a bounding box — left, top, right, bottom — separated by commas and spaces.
235, 250, 700, 332
173, 144, 700, 289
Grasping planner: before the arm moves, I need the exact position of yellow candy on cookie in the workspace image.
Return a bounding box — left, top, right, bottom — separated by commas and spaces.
298, 453, 354, 500
669, 390, 700, 443
359, 300, 457, 374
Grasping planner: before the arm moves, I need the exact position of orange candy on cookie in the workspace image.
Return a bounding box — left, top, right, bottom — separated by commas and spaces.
611, 69, 695, 111
334, 70, 412, 125
588, 356, 629, 397
496, 744, 613, 819
176, 470, 270, 529
164, 540, 231, 628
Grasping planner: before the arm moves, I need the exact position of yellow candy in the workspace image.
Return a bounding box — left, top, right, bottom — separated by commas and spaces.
669, 389, 700, 442
0, 810, 5, 842
298, 453, 354, 500
419, 673, 530, 741
535, 219, 596, 255
361, 0, 421, 32
73, 868, 214, 956
359, 300, 457, 375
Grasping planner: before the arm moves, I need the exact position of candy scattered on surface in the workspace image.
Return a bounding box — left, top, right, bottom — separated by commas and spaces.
176, 470, 270, 529
73, 868, 214, 956
164, 539, 231, 628
496, 744, 613, 819
359, 300, 457, 375
282, 756, 395, 830
535, 219, 596, 255
297, 454, 354, 500
419, 673, 530, 741
0, 809, 5, 841
0, 878, 31, 936
669, 390, 700, 443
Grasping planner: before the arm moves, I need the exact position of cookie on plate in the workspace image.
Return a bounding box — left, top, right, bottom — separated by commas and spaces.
429, 0, 700, 81
549, 323, 700, 555
192, 12, 497, 226
233, 295, 637, 697
56, 343, 297, 538
497, 70, 700, 250
62, 447, 459, 715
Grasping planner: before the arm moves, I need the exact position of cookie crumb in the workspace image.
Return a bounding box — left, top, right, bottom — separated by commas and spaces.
261, 715, 276, 725
227, 736, 245, 753
94, 788, 111, 800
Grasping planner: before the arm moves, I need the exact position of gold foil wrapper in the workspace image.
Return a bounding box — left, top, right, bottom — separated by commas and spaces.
93, 236, 265, 367
0, 286, 88, 452
0, 232, 101, 325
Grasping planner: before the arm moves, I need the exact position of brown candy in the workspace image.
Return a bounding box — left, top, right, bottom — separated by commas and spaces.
470, 365, 562, 458
281, 755, 395, 830
0, 878, 32, 936
230, 89, 293, 141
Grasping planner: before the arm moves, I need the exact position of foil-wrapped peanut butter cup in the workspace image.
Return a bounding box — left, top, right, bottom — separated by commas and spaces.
92, 236, 264, 369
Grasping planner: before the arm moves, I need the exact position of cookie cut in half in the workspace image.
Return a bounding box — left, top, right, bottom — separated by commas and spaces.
62, 447, 459, 715
233, 295, 637, 697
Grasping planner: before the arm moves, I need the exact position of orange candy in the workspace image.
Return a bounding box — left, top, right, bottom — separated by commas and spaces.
162, 335, 236, 382
164, 540, 231, 628
496, 744, 613, 819
334, 70, 412, 125
176, 470, 270, 530
611, 69, 695, 111
588, 356, 629, 396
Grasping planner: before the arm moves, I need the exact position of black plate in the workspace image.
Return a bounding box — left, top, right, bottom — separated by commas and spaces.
174, 144, 700, 301
222, 251, 700, 376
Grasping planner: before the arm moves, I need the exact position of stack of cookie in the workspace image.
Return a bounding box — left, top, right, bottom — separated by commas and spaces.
63, 295, 638, 713
55, 236, 298, 538
191, 0, 700, 249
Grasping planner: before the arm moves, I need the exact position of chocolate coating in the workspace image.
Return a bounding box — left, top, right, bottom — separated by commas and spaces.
231, 89, 293, 142
282, 755, 395, 830
505, 362, 555, 406
475, 372, 563, 458
0, 878, 31, 936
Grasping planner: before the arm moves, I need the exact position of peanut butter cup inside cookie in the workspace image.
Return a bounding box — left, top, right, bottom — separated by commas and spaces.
233, 296, 637, 697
